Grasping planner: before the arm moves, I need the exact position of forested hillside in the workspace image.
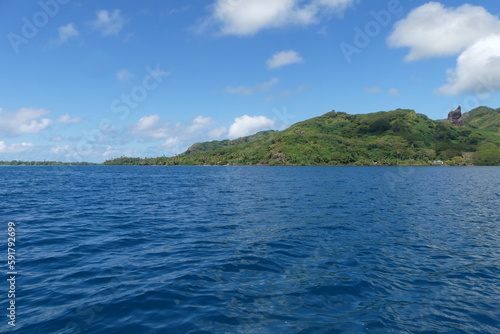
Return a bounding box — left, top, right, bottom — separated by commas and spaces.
104, 107, 500, 166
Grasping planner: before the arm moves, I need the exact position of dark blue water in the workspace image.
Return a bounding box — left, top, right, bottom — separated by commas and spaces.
0, 166, 499, 333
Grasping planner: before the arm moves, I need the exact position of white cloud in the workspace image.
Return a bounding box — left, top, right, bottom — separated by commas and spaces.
364, 86, 381, 94
117, 69, 134, 81
204, 0, 355, 36
388, 2, 500, 61
388, 88, 400, 96
0, 108, 52, 136
46, 144, 135, 161
187, 116, 214, 133
131, 114, 168, 139
91, 10, 127, 36
57, 113, 82, 124
210, 0, 303, 36
225, 77, 279, 95
0, 141, 34, 154
438, 35, 500, 96
0, 108, 81, 137
53, 23, 79, 46
266, 50, 304, 69
131, 114, 215, 141
227, 115, 276, 139
389, 2, 500, 96
129, 114, 217, 155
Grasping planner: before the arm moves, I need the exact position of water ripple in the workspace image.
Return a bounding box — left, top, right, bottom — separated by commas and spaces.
0, 166, 498, 333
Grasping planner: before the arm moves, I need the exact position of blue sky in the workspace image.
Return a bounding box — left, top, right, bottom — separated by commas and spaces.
1, 0, 500, 162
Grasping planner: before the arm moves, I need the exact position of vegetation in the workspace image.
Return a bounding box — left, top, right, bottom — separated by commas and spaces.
0, 161, 97, 166
102, 106, 500, 166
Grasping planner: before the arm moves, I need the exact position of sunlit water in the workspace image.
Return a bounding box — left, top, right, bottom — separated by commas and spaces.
0, 166, 498, 333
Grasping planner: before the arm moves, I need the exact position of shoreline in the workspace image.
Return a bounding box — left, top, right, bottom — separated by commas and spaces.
2, 163, 496, 167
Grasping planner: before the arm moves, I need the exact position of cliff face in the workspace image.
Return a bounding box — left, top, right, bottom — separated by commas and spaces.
448, 106, 464, 126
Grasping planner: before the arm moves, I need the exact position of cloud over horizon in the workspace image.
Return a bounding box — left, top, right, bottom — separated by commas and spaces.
130, 114, 215, 154
227, 115, 276, 139
0, 141, 34, 154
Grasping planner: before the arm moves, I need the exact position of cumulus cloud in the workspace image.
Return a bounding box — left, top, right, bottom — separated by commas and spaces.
388, 2, 500, 61
52, 23, 79, 46
129, 114, 216, 155
131, 114, 168, 139
91, 10, 127, 36
187, 116, 214, 133
389, 2, 500, 96
227, 115, 276, 139
225, 77, 279, 95
204, 0, 356, 36
0, 108, 82, 137
266, 50, 304, 69
438, 35, 500, 96
0, 108, 52, 136
0, 141, 34, 154
131, 114, 215, 141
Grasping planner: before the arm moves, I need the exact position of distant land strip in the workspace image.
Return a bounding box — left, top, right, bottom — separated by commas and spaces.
2, 107, 499, 167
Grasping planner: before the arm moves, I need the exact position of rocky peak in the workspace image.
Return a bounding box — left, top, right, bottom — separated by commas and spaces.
448, 106, 464, 126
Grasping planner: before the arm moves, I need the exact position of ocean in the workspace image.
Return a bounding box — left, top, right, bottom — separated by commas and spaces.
0, 166, 498, 333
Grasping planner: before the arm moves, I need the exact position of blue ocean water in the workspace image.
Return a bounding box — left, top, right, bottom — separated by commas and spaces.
0, 166, 499, 333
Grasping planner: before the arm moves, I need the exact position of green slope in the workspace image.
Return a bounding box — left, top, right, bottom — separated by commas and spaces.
463, 106, 500, 133
104, 107, 500, 166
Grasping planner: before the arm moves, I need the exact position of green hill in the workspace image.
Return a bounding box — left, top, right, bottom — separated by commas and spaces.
104, 107, 500, 166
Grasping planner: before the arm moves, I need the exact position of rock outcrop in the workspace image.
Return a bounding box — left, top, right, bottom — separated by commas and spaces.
448, 106, 464, 126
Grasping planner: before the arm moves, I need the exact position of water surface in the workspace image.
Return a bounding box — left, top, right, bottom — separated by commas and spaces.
0, 166, 498, 333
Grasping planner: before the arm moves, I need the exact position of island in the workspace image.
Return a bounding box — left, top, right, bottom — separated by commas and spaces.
103, 106, 500, 166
